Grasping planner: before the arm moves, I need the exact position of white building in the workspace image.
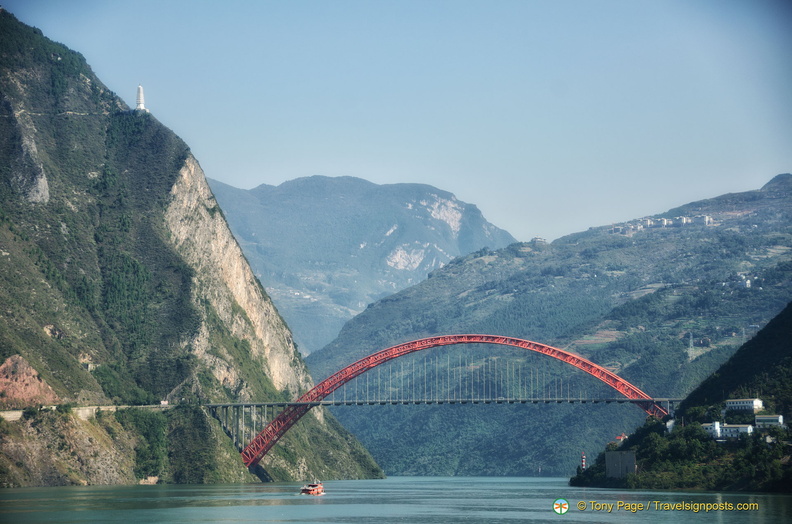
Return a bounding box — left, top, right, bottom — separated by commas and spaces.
721, 424, 753, 439
755, 415, 784, 428
701, 421, 754, 439
701, 421, 721, 439
725, 398, 763, 413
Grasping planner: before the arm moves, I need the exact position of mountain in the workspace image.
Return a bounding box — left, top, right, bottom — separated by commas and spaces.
679, 300, 792, 419
570, 302, 792, 491
306, 175, 792, 476
208, 176, 516, 354
0, 10, 380, 486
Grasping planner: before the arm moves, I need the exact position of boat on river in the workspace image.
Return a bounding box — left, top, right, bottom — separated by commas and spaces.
300, 481, 324, 496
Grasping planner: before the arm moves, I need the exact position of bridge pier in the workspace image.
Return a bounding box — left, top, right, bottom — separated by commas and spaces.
207, 403, 279, 451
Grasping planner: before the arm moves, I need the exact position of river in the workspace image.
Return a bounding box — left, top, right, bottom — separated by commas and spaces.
1, 477, 790, 523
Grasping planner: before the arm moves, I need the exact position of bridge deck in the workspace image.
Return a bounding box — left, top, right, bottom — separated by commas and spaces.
204, 398, 682, 408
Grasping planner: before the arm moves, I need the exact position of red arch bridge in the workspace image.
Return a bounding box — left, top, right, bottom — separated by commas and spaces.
208, 335, 672, 469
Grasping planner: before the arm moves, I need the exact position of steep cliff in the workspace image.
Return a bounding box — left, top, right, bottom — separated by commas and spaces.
0, 10, 380, 486
165, 155, 311, 398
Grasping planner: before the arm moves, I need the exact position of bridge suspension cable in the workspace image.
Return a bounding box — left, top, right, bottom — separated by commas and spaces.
240, 334, 668, 468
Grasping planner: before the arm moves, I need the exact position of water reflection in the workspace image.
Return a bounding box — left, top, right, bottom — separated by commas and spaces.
1, 477, 790, 523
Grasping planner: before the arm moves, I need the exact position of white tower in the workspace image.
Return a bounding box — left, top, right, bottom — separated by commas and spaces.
135, 84, 148, 112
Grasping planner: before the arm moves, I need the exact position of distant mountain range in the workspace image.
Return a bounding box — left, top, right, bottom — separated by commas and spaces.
208, 176, 516, 353
306, 174, 792, 476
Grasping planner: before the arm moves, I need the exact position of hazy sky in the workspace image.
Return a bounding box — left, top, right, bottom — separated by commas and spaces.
4, 0, 791, 241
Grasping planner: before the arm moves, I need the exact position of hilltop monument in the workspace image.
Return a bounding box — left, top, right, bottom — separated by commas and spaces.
135, 84, 148, 112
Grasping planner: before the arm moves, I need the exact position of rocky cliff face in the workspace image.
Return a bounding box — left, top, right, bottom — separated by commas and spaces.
0, 355, 60, 409
6, 106, 49, 203
0, 10, 378, 486
0, 409, 138, 488
165, 156, 311, 397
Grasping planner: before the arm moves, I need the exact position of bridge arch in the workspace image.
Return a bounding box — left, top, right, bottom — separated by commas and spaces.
241, 334, 667, 468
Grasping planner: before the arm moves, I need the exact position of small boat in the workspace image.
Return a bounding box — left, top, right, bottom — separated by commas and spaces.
300, 480, 324, 496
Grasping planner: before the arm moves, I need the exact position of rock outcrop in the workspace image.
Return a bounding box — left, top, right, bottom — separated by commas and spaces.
165, 155, 312, 396
0, 355, 60, 409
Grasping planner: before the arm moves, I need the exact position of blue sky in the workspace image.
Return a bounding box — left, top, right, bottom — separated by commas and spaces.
4, 0, 791, 241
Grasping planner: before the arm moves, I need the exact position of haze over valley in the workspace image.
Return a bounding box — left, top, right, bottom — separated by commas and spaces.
208, 176, 515, 353
0, 4, 791, 490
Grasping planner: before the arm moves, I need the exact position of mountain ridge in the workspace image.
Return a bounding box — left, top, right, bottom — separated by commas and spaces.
208, 174, 516, 353
306, 175, 792, 476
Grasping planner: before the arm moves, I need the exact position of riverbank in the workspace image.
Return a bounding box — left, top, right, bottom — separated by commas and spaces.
569, 418, 792, 492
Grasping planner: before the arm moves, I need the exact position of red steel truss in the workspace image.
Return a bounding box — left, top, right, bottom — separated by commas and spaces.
240, 334, 668, 468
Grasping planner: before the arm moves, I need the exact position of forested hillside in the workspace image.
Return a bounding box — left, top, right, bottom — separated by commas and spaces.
307, 174, 792, 476
679, 302, 792, 422
0, 11, 381, 486
571, 302, 792, 491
